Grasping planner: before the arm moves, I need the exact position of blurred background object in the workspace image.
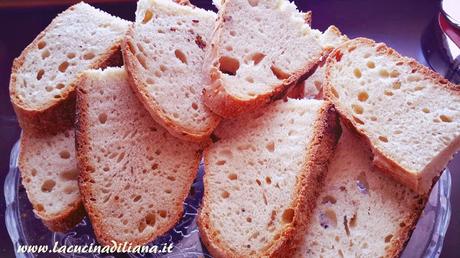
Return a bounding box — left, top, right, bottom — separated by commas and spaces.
422, 0, 460, 84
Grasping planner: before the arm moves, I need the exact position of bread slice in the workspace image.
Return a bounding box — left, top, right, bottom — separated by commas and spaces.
75, 67, 201, 246
288, 25, 348, 100
198, 99, 340, 257
294, 126, 425, 258
324, 37, 460, 194
10, 2, 129, 134
123, 0, 220, 142
19, 128, 84, 232
202, 0, 324, 118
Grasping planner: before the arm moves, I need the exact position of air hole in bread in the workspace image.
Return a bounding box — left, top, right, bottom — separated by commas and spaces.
256, 179, 261, 186
349, 213, 357, 228
407, 75, 420, 82
321, 195, 337, 204
98, 113, 108, 124
36, 69, 45, 80
265, 141, 275, 152
216, 160, 226, 166
270, 66, 290, 80
167, 176, 176, 181
66, 52, 76, 59
138, 221, 147, 233
152, 163, 159, 170
281, 208, 294, 224
392, 81, 401, 89
366, 61, 375, 69
221, 191, 230, 199
250, 52, 265, 65
58, 61, 69, 73
31, 169, 37, 177
143, 9, 153, 24
218, 56, 240, 76
146, 78, 155, 85
83, 52, 95, 60
421, 108, 430, 113
174, 49, 188, 64
390, 70, 400, 78
136, 54, 148, 70
59, 150, 71, 159
133, 195, 142, 202
384, 89, 393, 96
229, 30, 236, 36
56, 83, 65, 90
228, 173, 237, 180
357, 91, 368, 101
154, 70, 161, 77
265, 177, 272, 184
353, 68, 362, 78
353, 116, 365, 125
370, 116, 378, 121
37, 41, 46, 49
45, 86, 53, 92
384, 234, 393, 243
440, 115, 453, 123
173, 113, 179, 118
41, 179, 56, 193
378, 136, 389, 142
225, 45, 233, 52
246, 217, 252, 223
159, 210, 167, 218
248, 0, 259, 6
330, 87, 339, 98
351, 104, 363, 114
35, 204, 44, 212
379, 69, 389, 78
117, 152, 126, 163
191, 102, 198, 110
63, 186, 75, 194
165, 189, 172, 194
41, 50, 50, 60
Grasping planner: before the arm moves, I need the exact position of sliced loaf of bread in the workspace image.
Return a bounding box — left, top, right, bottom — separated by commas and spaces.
10, 2, 129, 133
19, 128, 84, 232
123, 0, 220, 142
324, 38, 460, 194
202, 0, 324, 118
198, 99, 340, 257
295, 126, 425, 258
75, 67, 201, 246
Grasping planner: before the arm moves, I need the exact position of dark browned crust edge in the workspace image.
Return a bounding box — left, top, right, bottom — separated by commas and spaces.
122, 24, 221, 143
9, 3, 127, 135
323, 37, 460, 195
75, 69, 201, 246
198, 101, 341, 257
202, 1, 323, 119
18, 131, 86, 232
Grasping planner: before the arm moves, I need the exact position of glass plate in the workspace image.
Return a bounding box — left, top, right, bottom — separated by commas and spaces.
4, 141, 452, 258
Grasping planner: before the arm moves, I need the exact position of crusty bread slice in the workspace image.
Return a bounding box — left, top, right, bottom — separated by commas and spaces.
123, 0, 220, 142
10, 2, 129, 134
202, 0, 324, 118
198, 99, 340, 257
75, 67, 201, 246
288, 25, 349, 99
294, 126, 425, 258
324, 38, 460, 194
19, 128, 84, 232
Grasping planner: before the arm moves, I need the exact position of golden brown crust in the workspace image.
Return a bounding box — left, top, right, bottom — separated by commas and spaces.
122, 25, 221, 143
75, 71, 201, 246
9, 4, 126, 134
18, 131, 85, 232
198, 101, 341, 258
323, 37, 460, 195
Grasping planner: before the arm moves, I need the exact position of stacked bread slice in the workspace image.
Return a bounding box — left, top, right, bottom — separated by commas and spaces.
19, 129, 84, 232
11, 2, 130, 232
123, 0, 220, 142
324, 38, 460, 194
202, 0, 325, 118
294, 126, 425, 257
10, 2, 129, 133
198, 99, 340, 257
75, 67, 201, 245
